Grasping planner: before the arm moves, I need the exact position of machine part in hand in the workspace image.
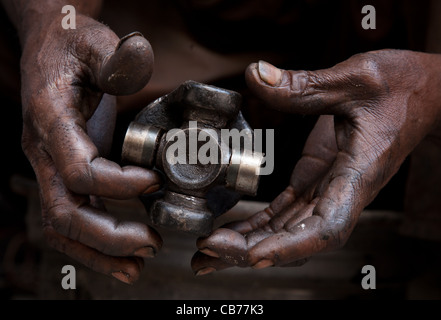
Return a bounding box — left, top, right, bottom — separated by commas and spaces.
122, 81, 263, 236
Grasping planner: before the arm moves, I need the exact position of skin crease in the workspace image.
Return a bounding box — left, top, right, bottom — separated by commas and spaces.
3, 0, 441, 283
191, 51, 441, 274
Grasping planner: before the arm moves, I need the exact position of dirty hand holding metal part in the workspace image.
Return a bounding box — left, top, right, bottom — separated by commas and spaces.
2, 0, 162, 284
4, 0, 441, 283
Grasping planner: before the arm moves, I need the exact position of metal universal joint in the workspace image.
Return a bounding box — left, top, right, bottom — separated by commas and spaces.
122, 81, 263, 236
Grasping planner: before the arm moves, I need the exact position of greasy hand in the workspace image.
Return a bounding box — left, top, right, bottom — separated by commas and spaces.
20, 14, 160, 284
192, 50, 441, 274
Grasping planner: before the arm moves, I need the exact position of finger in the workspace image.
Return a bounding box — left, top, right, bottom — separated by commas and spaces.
191, 251, 234, 276
196, 116, 339, 263
44, 227, 144, 284
99, 32, 154, 95
224, 185, 296, 234
28, 140, 162, 258
245, 58, 382, 116
197, 226, 286, 269
266, 115, 337, 231
72, 23, 154, 95
247, 217, 336, 268
23, 62, 160, 199
46, 196, 163, 258
192, 240, 308, 273
196, 228, 248, 266
229, 115, 336, 234
200, 148, 372, 268
45, 110, 161, 198
196, 186, 297, 263
247, 155, 368, 268
42, 171, 163, 258
289, 115, 337, 195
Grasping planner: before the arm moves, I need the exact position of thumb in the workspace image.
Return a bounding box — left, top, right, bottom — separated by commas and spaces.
98, 32, 154, 95
245, 58, 380, 116
73, 24, 154, 96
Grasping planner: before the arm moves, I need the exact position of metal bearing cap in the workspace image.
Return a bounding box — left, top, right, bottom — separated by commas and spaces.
122, 122, 162, 167
122, 81, 263, 236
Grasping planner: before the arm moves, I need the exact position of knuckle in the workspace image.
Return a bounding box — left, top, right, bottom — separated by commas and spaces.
62, 162, 93, 193
320, 217, 352, 250
45, 202, 73, 237
349, 53, 386, 93
359, 56, 385, 90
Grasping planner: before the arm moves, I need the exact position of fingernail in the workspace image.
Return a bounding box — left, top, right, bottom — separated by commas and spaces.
134, 246, 155, 258
195, 267, 216, 276
252, 259, 274, 269
116, 31, 144, 50
258, 60, 282, 86
200, 248, 220, 258
111, 271, 132, 284
143, 184, 160, 195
